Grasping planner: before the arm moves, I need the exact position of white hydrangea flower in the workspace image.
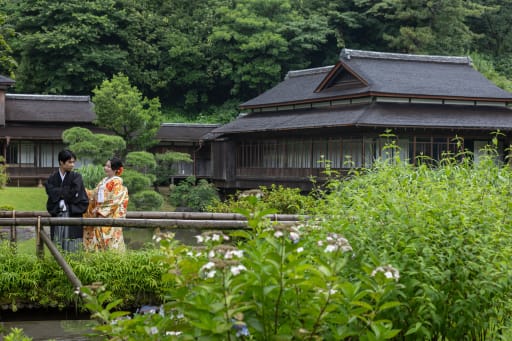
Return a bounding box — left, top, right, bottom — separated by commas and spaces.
325, 244, 337, 253
201, 261, 215, 271
230, 264, 247, 276
371, 265, 400, 281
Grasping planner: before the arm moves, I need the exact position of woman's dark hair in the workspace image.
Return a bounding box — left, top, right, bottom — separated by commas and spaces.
109, 157, 123, 171
58, 149, 77, 163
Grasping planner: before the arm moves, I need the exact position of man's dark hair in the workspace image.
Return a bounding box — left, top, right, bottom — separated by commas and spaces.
58, 149, 77, 163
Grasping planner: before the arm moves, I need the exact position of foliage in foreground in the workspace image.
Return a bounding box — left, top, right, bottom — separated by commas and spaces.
83, 143, 512, 340
0, 243, 164, 311
84, 199, 402, 340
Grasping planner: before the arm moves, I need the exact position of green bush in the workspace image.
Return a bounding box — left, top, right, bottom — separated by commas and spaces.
208, 184, 317, 214
77, 164, 104, 189
0, 156, 8, 189
168, 176, 219, 211
122, 169, 152, 194
0, 242, 164, 310
84, 210, 402, 340
130, 190, 164, 211
318, 148, 512, 339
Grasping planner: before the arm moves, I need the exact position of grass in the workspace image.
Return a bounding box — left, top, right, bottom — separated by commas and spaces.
0, 186, 47, 211
0, 186, 175, 212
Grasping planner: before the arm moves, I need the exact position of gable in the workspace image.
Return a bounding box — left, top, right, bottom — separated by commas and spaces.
314, 62, 367, 93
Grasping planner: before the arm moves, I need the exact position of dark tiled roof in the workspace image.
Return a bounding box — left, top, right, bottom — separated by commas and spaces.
341, 49, 512, 99
5, 94, 95, 122
0, 75, 15, 89
156, 123, 221, 142
240, 67, 336, 108
209, 102, 512, 136
240, 49, 512, 108
0, 124, 107, 139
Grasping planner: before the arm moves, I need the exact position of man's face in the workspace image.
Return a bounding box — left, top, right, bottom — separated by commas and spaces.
59, 158, 76, 172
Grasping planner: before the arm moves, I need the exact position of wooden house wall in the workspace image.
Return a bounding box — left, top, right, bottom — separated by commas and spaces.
211, 128, 511, 191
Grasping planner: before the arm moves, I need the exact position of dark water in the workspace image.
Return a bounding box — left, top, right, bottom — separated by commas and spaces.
1, 320, 97, 340
1, 226, 201, 248
0, 309, 98, 340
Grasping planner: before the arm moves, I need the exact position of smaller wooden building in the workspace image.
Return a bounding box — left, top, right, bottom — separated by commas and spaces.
0, 75, 218, 186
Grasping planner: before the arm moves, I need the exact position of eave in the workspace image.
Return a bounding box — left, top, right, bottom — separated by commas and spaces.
240, 93, 512, 112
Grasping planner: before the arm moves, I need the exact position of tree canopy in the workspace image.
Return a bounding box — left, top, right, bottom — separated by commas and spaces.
92, 73, 163, 153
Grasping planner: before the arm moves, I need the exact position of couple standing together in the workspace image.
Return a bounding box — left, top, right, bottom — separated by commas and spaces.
45, 149, 128, 252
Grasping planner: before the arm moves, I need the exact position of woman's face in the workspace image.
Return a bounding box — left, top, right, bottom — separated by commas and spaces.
104, 160, 115, 178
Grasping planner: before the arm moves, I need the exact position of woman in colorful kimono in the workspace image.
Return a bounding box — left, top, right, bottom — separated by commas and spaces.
83, 157, 129, 251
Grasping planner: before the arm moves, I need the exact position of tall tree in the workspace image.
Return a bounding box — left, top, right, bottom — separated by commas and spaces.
92, 73, 163, 152
374, 0, 484, 54
468, 0, 512, 58
6, 0, 130, 94
209, 0, 334, 99
0, 2, 16, 76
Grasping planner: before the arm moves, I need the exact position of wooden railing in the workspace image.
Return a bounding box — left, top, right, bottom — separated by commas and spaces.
0, 210, 307, 296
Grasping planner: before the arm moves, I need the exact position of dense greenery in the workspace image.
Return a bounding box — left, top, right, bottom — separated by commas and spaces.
3, 142, 512, 338
2, 0, 512, 122
0, 156, 7, 188
0, 242, 164, 311
168, 176, 220, 212
208, 184, 318, 215
39, 142, 508, 339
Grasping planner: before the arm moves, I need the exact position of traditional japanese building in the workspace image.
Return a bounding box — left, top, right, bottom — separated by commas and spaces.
207, 49, 512, 190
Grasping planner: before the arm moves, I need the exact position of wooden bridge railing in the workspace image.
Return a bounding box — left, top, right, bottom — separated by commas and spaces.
0, 210, 308, 297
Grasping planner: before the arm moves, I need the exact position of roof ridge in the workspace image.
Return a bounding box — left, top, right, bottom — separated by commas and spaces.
161, 123, 221, 127
285, 65, 334, 79
340, 48, 472, 65
6, 94, 90, 102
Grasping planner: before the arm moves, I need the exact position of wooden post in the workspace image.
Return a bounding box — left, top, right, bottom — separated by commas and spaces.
10, 210, 16, 253
38, 229, 83, 294
36, 216, 44, 259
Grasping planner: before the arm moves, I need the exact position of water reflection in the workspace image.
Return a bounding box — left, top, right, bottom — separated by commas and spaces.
1, 320, 99, 341
124, 227, 201, 249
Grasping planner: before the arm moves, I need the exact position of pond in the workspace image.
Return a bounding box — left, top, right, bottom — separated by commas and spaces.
1, 309, 98, 340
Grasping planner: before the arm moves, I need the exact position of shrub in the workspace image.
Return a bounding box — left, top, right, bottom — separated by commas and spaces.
122, 169, 152, 194
0, 242, 164, 310
318, 148, 512, 339
0, 156, 8, 189
84, 209, 402, 340
168, 176, 219, 212
208, 184, 317, 214
130, 190, 164, 211
77, 164, 104, 189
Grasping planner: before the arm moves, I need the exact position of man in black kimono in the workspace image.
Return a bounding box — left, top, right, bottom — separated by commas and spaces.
45, 149, 89, 252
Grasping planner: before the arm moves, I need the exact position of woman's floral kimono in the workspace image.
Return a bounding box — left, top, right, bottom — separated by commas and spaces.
83, 176, 128, 251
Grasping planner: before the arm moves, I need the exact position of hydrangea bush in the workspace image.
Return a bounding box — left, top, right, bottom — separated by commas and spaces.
84, 201, 402, 340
